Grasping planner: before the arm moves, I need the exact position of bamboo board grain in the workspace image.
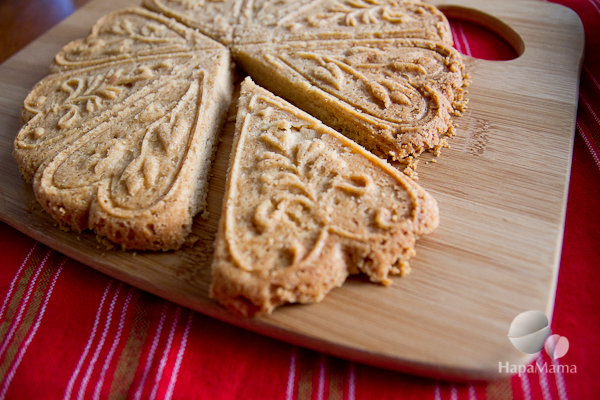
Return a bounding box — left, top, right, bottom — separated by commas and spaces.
0, 0, 584, 381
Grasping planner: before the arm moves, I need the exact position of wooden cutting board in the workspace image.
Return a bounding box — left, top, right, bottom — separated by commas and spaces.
0, 0, 584, 381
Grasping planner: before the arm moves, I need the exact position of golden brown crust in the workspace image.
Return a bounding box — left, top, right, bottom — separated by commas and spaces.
210, 78, 439, 316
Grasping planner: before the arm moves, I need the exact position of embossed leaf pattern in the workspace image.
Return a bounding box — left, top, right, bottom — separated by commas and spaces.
219, 84, 437, 315
16, 56, 200, 202
41, 77, 201, 219
57, 10, 197, 68
311, 62, 345, 90
367, 80, 391, 108
251, 108, 387, 246
308, 0, 419, 27
254, 120, 319, 229
291, 49, 431, 116
20, 64, 158, 151
102, 18, 184, 45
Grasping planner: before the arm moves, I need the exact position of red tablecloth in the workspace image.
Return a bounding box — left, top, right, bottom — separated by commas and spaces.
1, 0, 599, 398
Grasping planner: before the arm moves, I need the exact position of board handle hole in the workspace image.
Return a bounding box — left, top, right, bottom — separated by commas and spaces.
439, 5, 524, 61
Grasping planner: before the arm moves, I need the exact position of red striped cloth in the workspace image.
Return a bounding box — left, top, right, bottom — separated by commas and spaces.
1, 0, 600, 398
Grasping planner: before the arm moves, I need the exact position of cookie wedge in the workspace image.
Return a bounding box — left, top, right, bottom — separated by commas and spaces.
14, 8, 234, 250
234, 0, 453, 45
210, 78, 439, 316
50, 7, 225, 72
142, 0, 453, 46
233, 38, 468, 160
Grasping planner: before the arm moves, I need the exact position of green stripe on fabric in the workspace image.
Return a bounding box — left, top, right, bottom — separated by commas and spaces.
0, 247, 45, 340
328, 358, 345, 400
107, 292, 153, 400
297, 349, 314, 400
0, 251, 58, 381
485, 378, 513, 400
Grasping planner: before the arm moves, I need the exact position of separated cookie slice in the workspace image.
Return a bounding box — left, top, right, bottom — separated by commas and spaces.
233, 38, 468, 160
14, 8, 234, 250
210, 78, 439, 316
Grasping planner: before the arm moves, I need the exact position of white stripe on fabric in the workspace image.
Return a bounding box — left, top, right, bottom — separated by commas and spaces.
77, 282, 123, 400
133, 301, 169, 400
577, 122, 600, 170
449, 24, 464, 54
457, 23, 473, 56
450, 385, 458, 400
63, 279, 114, 400
581, 93, 600, 128
164, 311, 193, 400
468, 384, 478, 400
0, 259, 64, 400
586, 0, 600, 15
0, 250, 50, 361
434, 383, 442, 400
149, 306, 182, 400
316, 355, 326, 400
92, 286, 134, 400
348, 363, 356, 400
0, 243, 37, 323
578, 94, 600, 169
520, 368, 533, 400
285, 347, 297, 400
585, 66, 600, 93
552, 357, 569, 400
536, 354, 554, 400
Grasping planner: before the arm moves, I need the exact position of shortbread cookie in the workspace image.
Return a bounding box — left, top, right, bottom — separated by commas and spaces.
14, 8, 234, 250
50, 7, 224, 73
142, 0, 467, 160
142, 0, 452, 46
234, 0, 453, 45
233, 38, 468, 160
210, 78, 439, 316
